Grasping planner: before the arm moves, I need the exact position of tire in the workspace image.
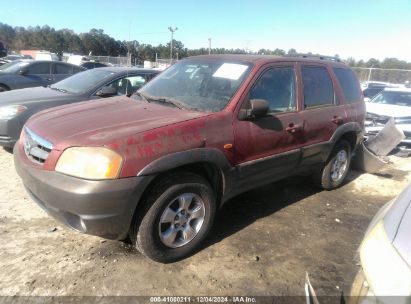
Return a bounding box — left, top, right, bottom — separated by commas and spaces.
129, 172, 216, 263
0, 84, 9, 92
3, 146, 13, 154
313, 139, 351, 190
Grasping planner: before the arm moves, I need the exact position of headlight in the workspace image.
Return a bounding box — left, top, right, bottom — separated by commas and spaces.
55, 147, 123, 180
395, 117, 411, 124
0, 105, 27, 119
360, 221, 411, 296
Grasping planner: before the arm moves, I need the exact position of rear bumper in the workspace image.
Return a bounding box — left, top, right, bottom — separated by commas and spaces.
14, 143, 154, 240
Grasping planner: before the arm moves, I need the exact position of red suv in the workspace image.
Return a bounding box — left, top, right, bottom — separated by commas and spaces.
15, 55, 365, 262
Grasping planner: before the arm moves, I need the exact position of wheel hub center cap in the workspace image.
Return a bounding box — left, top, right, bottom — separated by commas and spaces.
175, 213, 189, 226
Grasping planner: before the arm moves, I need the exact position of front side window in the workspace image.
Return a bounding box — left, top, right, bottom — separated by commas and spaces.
249, 67, 296, 113
302, 66, 334, 108
109, 75, 147, 95
333, 68, 361, 103
139, 59, 252, 112
26, 63, 51, 75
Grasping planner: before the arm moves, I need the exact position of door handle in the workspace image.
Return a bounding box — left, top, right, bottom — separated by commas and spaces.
286, 122, 301, 133
332, 116, 343, 125
46, 78, 53, 81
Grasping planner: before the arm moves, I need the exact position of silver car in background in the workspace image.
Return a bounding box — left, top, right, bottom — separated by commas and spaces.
351, 183, 411, 303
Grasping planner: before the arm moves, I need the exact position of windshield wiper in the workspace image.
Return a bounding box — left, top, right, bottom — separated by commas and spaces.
134, 91, 150, 103
49, 86, 68, 93
146, 96, 185, 110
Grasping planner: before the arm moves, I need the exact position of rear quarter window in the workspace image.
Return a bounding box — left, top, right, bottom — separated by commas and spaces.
333, 68, 361, 103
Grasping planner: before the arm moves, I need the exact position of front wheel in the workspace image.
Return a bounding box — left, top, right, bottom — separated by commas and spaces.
129, 172, 216, 263
313, 140, 351, 190
0, 84, 9, 92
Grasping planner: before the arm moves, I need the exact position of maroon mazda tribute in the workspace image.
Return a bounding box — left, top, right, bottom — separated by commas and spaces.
14, 55, 365, 262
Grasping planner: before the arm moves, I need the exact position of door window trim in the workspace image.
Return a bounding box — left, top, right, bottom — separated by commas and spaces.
236, 62, 299, 119
299, 64, 337, 110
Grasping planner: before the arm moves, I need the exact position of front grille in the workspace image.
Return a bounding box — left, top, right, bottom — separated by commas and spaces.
366, 114, 390, 125
23, 127, 53, 164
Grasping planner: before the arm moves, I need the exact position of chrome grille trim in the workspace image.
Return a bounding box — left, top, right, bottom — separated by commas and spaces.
24, 127, 53, 150
23, 127, 53, 164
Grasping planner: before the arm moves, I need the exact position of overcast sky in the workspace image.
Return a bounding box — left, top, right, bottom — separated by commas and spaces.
1, 0, 411, 61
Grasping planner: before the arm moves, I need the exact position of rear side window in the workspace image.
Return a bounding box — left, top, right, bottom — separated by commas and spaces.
73, 66, 85, 73
54, 63, 73, 74
302, 66, 334, 108
333, 68, 361, 103
26, 63, 51, 75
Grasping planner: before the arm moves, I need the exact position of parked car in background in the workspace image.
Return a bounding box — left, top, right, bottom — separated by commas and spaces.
361, 82, 390, 101
351, 183, 411, 301
0, 54, 32, 66
0, 67, 159, 149
0, 41, 6, 57
0, 60, 85, 92
365, 88, 411, 147
14, 55, 365, 262
80, 61, 109, 69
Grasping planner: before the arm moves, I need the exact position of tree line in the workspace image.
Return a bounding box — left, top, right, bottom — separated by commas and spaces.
1, 22, 411, 77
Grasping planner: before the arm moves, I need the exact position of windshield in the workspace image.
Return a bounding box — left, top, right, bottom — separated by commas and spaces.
50, 69, 115, 94
0, 61, 30, 73
138, 58, 252, 112
371, 91, 411, 107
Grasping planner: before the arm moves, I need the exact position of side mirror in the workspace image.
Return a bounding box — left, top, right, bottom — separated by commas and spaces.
239, 99, 269, 120
18, 69, 27, 75
96, 86, 117, 97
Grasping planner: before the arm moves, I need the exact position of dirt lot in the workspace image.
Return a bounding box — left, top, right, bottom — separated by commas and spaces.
0, 148, 410, 297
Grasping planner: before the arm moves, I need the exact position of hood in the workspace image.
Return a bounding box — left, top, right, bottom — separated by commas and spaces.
392, 203, 411, 267
0, 86, 73, 107
26, 96, 209, 150
366, 102, 411, 118
383, 183, 411, 267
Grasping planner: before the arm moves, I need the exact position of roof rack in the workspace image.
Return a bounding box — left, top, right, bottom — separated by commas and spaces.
296, 54, 341, 62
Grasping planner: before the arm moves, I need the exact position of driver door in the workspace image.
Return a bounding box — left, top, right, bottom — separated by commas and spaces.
233, 63, 304, 189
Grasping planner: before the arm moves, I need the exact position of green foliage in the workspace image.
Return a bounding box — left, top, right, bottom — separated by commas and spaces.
1, 22, 411, 78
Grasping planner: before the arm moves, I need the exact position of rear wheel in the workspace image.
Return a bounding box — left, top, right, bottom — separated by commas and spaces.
313, 140, 351, 190
129, 172, 216, 263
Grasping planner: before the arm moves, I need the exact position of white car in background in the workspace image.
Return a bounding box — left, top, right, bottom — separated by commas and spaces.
365, 88, 411, 146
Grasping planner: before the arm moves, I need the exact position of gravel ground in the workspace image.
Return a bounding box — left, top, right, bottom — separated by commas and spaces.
0, 148, 410, 296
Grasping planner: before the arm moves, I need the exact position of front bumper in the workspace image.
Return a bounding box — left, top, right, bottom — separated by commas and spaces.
365, 121, 411, 145
0, 117, 22, 147
14, 143, 153, 240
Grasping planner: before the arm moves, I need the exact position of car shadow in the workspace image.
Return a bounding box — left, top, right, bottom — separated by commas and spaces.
200, 168, 365, 252
200, 175, 321, 250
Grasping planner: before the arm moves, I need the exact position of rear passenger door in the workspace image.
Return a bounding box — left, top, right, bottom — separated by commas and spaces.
20, 62, 53, 88
298, 64, 347, 165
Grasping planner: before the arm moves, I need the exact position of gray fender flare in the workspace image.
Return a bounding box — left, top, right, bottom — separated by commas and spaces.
137, 148, 233, 177
330, 122, 363, 145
